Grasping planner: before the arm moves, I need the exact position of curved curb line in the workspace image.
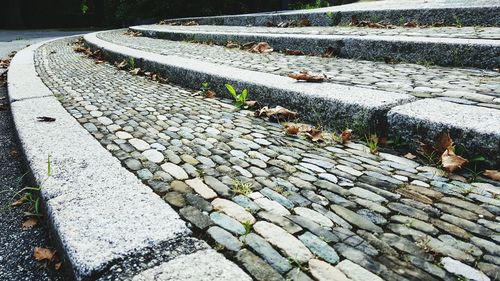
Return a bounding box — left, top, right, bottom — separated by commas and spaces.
130, 24, 500, 69
85, 31, 414, 134
8, 38, 192, 280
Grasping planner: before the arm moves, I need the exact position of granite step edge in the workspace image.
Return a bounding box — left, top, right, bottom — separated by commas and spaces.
130, 25, 500, 69
8, 38, 250, 281
85, 31, 415, 136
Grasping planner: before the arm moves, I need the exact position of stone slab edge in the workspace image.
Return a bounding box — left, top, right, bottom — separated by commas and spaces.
85, 31, 414, 134
159, 6, 500, 27
388, 99, 500, 166
7, 38, 249, 280
130, 25, 500, 69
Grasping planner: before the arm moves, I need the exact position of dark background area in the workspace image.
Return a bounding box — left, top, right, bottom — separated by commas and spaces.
1, 0, 359, 29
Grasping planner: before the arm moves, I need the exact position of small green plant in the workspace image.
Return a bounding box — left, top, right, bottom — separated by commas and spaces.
200, 82, 210, 92
47, 154, 52, 177
128, 57, 136, 69
213, 243, 225, 251
365, 134, 379, 155
80, 0, 89, 15
232, 179, 253, 195
225, 83, 248, 108
290, 0, 329, 10
242, 221, 252, 236
454, 16, 463, 28
399, 17, 406, 26
417, 60, 434, 67
326, 11, 334, 19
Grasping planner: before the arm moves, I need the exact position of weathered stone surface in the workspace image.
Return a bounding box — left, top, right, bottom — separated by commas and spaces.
309, 259, 350, 281
258, 211, 302, 234
255, 197, 291, 216
236, 249, 285, 281
180, 206, 213, 229
330, 205, 382, 233
207, 226, 242, 252
161, 163, 189, 180
294, 207, 333, 228
212, 198, 256, 224
253, 221, 313, 263
210, 212, 245, 235
244, 233, 292, 274
337, 259, 384, 281
299, 232, 339, 264
441, 257, 490, 281
186, 178, 217, 199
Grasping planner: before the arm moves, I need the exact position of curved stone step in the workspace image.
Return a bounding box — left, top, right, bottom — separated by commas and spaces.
84, 31, 415, 135
34, 35, 500, 281
8, 39, 250, 281
158, 0, 500, 27
131, 24, 500, 69
97, 29, 500, 111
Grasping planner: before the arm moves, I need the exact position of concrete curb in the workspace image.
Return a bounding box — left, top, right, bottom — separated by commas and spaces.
158, 1, 500, 27
84, 31, 414, 135
131, 25, 500, 69
388, 99, 500, 166
8, 39, 250, 280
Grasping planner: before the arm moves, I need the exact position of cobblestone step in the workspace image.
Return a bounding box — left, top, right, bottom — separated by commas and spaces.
130, 24, 500, 69
85, 32, 415, 136
32, 37, 500, 281
89, 30, 500, 164
158, 0, 500, 27
8, 40, 250, 281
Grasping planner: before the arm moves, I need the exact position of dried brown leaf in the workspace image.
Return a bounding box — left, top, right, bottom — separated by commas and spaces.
305, 128, 324, 142
183, 20, 199, 26
323, 47, 338, 58
115, 60, 128, 70
341, 129, 352, 144
288, 71, 326, 82
404, 153, 417, 159
205, 90, 216, 98
248, 42, 274, 53
441, 148, 468, 173
34, 247, 56, 261
483, 170, 500, 181
129, 68, 143, 75
255, 106, 298, 121
11, 195, 28, 207
285, 49, 305, 56
404, 21, 418, 28
225, 41, 240, 48
244, 100, 259, 108
55, 262, 62, 270
22, 217, 38, 230
285, 123, 313, 135
435, 133, 453, 154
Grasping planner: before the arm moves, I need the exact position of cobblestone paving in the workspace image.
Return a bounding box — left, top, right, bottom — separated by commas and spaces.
35, 38, 500, 281
144, 25, 500, 40
98, 30, 500, 110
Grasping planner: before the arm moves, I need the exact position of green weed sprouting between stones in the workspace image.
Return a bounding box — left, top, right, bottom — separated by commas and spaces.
242, 221, 252, 236
200, 82, 210, 92
128, 57, 136, 69
231, 179, 253, 195
1, 154, 53, 216
365, 134, 379, 155
225, 83, 248, 108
